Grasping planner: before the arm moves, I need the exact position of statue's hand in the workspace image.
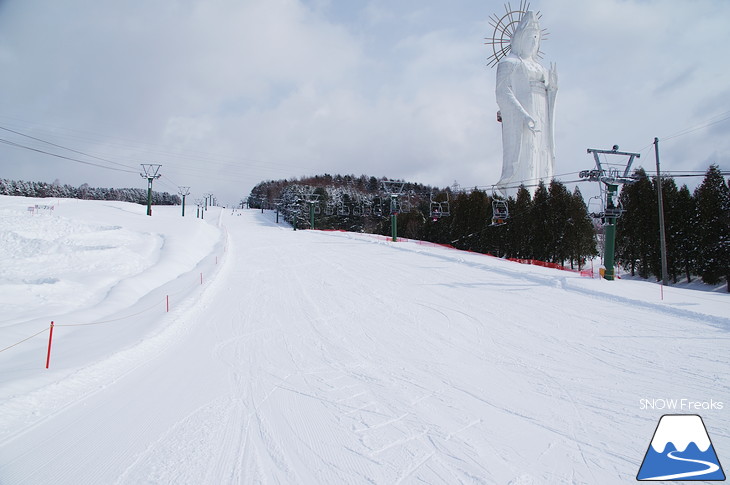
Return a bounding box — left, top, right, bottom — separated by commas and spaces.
549, 62, 558, 91
525, 115, 540, 133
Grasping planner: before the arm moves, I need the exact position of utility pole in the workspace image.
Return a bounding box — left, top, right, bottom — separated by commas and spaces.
140, 164, 162, 216
654, 137, 669, 286
178, 186, 190, 217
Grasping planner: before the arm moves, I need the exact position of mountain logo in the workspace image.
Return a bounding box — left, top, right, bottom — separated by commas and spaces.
637, 414, 726, 481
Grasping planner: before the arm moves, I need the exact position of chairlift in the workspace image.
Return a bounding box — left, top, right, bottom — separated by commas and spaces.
372, 197, 384, 217
491, 199, 509, 226
389, 196, 400, 215
399, 199, 411, 213
324, 203, 335, 216
440, 201, 450, 217
603, 206, 623, 218
337, 203, 350, 216
430, 203, 442, 221
352, 204, 363, 216
430, 192, 451, 220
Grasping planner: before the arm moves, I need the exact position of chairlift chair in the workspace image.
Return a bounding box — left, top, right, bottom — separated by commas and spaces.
440, 201, 450, 217
372, 198, 384, 217
430, 202, 442, 220
429, 192, 451, 219
491, 199, 509, 226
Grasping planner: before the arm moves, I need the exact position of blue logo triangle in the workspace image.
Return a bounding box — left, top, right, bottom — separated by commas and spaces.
637, 414, 726, 481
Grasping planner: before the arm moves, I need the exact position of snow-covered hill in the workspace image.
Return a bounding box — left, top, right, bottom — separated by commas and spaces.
0, 195, 728, 484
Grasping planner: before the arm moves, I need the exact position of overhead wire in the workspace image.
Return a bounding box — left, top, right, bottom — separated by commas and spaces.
0, 124, 139, 171
0, 138, 139, 174
0, 117, 321, 192
0, 120, 310, 203
662, 110, 730, 142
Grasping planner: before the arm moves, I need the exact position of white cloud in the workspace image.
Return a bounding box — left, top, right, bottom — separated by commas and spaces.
0, 0, 728, 204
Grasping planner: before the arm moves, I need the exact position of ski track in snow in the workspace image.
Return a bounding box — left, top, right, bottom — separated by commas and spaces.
0, 204, 728, 484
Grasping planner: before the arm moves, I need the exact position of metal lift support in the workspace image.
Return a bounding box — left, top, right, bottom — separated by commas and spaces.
585, 145, 640, 281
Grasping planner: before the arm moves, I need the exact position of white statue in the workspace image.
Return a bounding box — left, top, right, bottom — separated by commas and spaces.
495, 11, 557, 197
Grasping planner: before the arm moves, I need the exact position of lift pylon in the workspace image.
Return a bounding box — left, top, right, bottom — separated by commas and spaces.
584, 145, 640, 281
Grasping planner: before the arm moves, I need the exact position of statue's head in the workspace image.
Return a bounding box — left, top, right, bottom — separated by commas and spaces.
511, 11, 540, 59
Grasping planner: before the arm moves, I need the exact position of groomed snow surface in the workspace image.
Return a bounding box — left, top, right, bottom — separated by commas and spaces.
1, 195, 728, 484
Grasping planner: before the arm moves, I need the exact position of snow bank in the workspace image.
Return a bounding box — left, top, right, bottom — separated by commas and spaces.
0, 196, 223, 398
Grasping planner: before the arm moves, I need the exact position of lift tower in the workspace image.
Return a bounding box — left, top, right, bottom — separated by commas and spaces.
382, 180, 406, 242
178, 186, 190, 217
140, 164, 162, 216
584, 145, 640, 281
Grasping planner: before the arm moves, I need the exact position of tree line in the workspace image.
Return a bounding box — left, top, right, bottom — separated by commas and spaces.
616, 164, 729, 288
249, 166, 728, 289
0, 178, 180, 205
249, 175, 598, 270
416, 181, 597, 270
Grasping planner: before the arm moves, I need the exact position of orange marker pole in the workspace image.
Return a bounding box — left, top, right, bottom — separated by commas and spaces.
45, 321, 54, 369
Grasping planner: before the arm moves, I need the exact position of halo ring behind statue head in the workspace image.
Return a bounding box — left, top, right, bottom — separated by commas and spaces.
485, 1, 548, 68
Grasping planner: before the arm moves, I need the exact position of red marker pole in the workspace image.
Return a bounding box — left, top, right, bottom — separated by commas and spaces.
45, 321, 54, 369
166, 295, 169, 312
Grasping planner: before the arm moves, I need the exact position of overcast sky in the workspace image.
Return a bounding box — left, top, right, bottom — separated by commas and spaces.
0, 0, 728, 206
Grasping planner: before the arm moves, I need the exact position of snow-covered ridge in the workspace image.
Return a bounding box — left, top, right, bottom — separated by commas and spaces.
0, 195, 223, 401
0, 196, 221, 329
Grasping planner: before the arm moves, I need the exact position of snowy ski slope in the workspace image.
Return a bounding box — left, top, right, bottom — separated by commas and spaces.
0, 196, 728, 484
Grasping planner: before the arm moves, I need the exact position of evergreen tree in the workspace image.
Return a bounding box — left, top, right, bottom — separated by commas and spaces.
566, 187, 598, 269
448, 190, 488, 252
505, 186, 532, 258
546, 180, 573, 264
464, 190, 489, 253
657, 177, 680, 283
481, 194, 507, 257
616, 169, 657, 278
530, 181, 550, 261
671, 185, 698, 283
694, 165, 730, 288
